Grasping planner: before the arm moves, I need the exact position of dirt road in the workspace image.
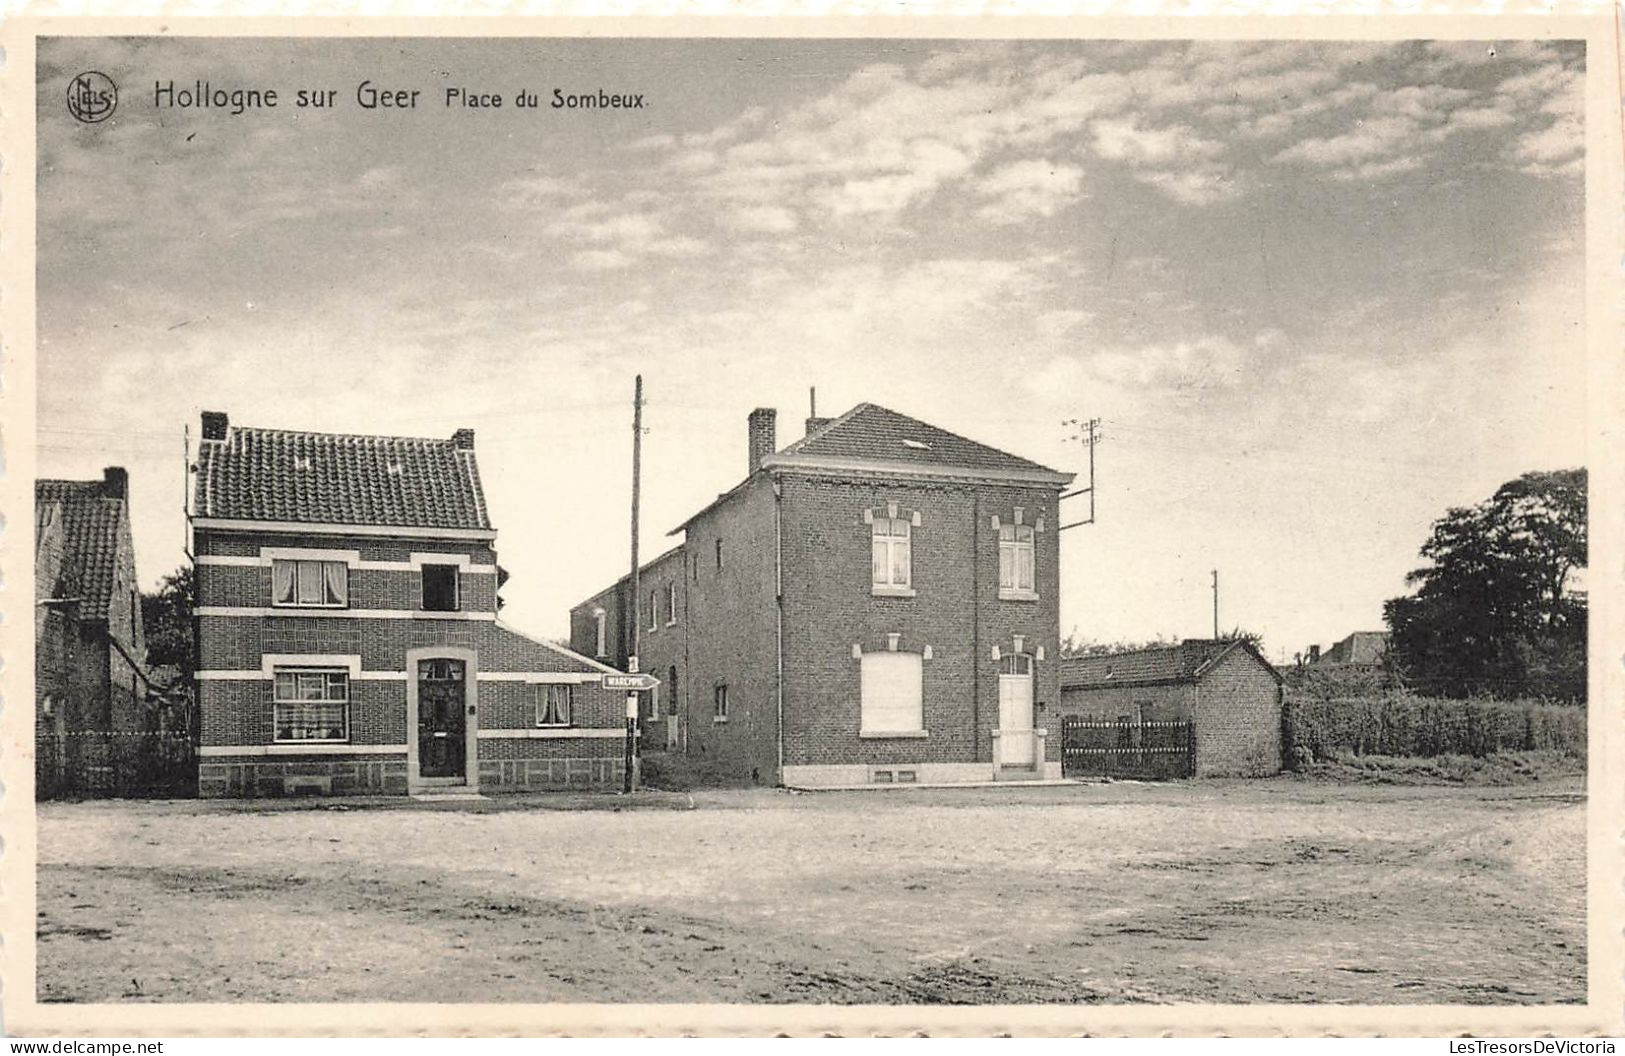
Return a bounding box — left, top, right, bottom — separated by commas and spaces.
35, 778, 1586, 1004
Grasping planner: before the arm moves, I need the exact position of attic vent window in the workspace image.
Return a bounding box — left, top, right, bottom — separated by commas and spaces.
901, 439, 932, 450
293, 456, 313, 472
386, 463, 404, 476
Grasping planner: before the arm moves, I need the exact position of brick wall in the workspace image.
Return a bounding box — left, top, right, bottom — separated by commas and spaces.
681, 478, 781, 783
567, 547, 687, 741
195, 525, 623, 795
1056, 682, 1196, 723
1192, 648, 1283, 776
779, 474, 1063, 772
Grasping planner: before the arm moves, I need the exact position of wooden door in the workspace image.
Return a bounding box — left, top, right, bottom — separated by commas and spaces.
997, 654, 1035, 767
418, 659, 467, 779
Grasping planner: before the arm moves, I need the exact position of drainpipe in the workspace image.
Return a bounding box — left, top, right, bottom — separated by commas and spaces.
972, 492, 981, 762
773, 478, 785, 782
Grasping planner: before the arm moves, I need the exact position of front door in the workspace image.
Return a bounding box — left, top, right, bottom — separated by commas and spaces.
418, 659, 467, 780
997, 654, 1036, 767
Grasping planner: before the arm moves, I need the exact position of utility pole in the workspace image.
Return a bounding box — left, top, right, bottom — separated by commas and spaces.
1059, 417, 1101, 531
625, 375, 644, 794
1211, 569, 1219, 639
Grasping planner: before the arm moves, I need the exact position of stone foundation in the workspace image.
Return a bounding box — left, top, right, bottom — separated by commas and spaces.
199, 754, 409, 797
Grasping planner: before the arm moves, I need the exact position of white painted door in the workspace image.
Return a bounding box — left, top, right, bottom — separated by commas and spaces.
997, 656, 1036, 767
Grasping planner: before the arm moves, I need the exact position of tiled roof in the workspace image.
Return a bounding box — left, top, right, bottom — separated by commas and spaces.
194, 426, 490, 530
1061, 639, 1279, 689
774, 403, 1068, 479
1321, 632, 1389, 665
35, 480, 126, 621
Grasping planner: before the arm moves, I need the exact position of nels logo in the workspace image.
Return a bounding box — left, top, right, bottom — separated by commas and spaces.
67, 71, 117, 124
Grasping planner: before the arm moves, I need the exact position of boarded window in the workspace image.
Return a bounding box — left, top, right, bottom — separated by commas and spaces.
860, 652, 924, 734
421, 564, 460, 611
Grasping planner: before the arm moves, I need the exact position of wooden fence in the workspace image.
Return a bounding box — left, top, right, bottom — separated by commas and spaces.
1061, 717, 1195, 780
35, 731, 197, 800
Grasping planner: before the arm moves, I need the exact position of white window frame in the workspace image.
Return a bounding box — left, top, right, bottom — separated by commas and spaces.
536, 683, 573, 727
271, 666, 351, 744
593, 609, 607, 658
998, 522, 1038, 600
666, 582, 678, 626
713, 684, 729, 723
271, 558, 349, 609
859, 650, 926, 738
648, 589, 658, 632
420, 563, 461, 612
871, 515, 913, 595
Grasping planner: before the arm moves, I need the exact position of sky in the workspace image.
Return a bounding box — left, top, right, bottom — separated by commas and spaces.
36, 36, 1587, 660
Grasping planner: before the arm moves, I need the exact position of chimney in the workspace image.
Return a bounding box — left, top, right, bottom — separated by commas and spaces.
1308, 644, 1321, 663
200, 410, 229, 441
452, 428, 475, 450
101, 466, 128, 499
747, 408, 777, 475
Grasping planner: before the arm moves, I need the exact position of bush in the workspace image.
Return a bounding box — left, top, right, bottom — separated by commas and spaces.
1282, 692, 1586, 767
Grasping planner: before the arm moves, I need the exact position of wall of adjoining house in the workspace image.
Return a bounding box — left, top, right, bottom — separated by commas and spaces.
678, 477, 781, 785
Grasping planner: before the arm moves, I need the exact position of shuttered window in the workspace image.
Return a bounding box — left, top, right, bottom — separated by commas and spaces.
998, 523, 1036, 593
860, 652, 924, 735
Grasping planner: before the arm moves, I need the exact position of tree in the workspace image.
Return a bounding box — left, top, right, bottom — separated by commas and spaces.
1384, 468, 1586, 701
140, 565, 195, 683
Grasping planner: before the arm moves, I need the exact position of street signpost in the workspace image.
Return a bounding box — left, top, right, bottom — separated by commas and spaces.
607, 671, 660, 792
604, 673, 660, 692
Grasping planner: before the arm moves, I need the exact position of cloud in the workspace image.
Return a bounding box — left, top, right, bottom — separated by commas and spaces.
728, 205, 799, 233
975, 159, 1085, 223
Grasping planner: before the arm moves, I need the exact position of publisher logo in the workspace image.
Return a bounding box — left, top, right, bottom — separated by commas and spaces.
67, 71, 117, 123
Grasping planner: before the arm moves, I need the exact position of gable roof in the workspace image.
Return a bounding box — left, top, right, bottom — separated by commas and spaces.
1060, 639, 1281, 689
673, 402, 1072, 534
771, 403, 1070, 481
35, 479, 128, 621
194, 425, 490, 531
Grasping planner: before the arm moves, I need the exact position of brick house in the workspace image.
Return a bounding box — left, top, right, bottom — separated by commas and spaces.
1316, 631, 1390, 666
35, 469, 154, 738
570, 403, 1075, 788
191, 412, 626, 797
1057, 639, 1283, 777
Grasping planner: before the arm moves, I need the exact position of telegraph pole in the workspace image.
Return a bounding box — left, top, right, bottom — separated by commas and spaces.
1211, 569, 1219, 639
1059, 417, 1101, 531
625, 375, 644, 794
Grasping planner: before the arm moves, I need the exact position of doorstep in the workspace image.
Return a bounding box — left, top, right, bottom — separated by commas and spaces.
409, 791, 490, 802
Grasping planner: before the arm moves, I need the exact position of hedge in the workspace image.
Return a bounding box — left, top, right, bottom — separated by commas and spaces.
1282, 693, 1586, 766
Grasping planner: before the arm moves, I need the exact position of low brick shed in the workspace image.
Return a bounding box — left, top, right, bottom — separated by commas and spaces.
1058, 639, 1282, 777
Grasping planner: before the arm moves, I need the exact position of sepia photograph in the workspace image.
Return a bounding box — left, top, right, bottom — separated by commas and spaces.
5, 20, 1620, 1036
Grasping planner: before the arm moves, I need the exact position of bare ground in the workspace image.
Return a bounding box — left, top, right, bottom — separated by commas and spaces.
35, 777, 1586, 1004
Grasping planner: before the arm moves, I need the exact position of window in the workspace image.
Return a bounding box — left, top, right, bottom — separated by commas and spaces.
272, 668, 349, 742
713, 684, 729, 723
593, 609, 607, 657
666, 582, 678, 626
536, 684, 572, 727
999, 523, 1036, 595
715, 538, 724, 571
998, 653, 1033, 677
871, 516, 912, 591
272, 559, 348, 608
668, 665, 679, 716
421, 564, 460, 611
860, 651, 924, 735
648, 589, 658, 632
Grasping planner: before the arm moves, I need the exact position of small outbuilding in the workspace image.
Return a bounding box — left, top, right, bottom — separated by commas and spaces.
1058, 639, 1282, 777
